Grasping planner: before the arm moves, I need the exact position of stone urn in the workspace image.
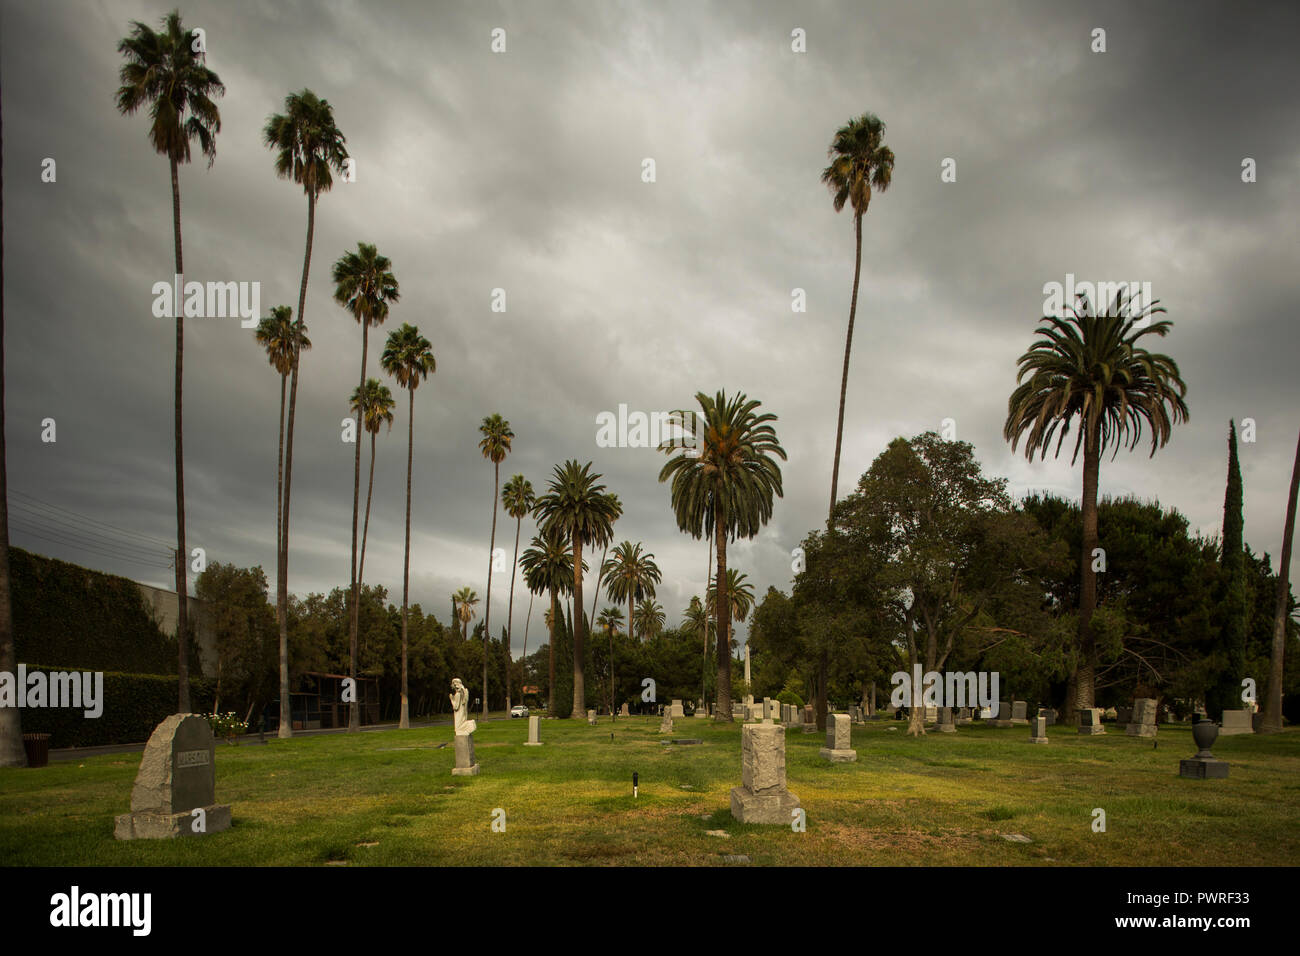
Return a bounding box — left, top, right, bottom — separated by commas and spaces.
1192, 717, 1219, 756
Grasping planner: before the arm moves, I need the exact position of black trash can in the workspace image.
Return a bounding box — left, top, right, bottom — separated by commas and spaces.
22, 733, 51, 768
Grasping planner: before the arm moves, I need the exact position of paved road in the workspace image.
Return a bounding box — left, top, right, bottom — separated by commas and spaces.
47, 715, 515, 763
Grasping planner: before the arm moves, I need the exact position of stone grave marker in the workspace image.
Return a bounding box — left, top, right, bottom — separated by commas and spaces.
955, 707, 973, 725
1011, 700, 1029, 725
1029, 715, 1048, 744
1219, 710, 1254, 736
115, 714, 231, 840
670, 699, 685, 718
1039, 707, 1058, 726
935, 706, 956, 733
730, 723, 801, 824
819, 713, 858, 762
524, 714, 543, 746
587, 708, 598, 725
1125, 698, 1158, 738
659, 712, 674, 734
991, 701, 1014, 728
1078, 707, 1105, 735
619, 702, 630, 717
1179, 719, 1229, 778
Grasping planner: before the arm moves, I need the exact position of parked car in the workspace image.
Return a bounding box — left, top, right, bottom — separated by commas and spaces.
510, 705, 529, 719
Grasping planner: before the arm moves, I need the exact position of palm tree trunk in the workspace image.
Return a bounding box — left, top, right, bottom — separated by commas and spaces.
1261, 428, 1300, 733
169, 154, 191, 713
505, 516, 521, 716
348, 322, 369, 733
279, 190, 317, 739
400, 387, 414, 729
0, 90, 28, 766
358, 431, 377, 587
1077, 421, 1101, 713
590, 544, 608, 626
704, 527, 712, 712
275, 374, 286, 561
829, 212, 864, 526
571, 538, 585, 718
483, 462, 500, 718
522, 591, 534, 669
547, 587, 557, 716
715, 510, 732, 720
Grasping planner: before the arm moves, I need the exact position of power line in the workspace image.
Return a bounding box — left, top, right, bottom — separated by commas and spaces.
8, 500, 176, 561
8, 519, 174, 570
8, 489, 176, 549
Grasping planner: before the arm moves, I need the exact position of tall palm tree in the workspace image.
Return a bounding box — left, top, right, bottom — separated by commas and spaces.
603, 541, 662, 643
478, 414, 514, 716
1261, 429, 1300, 733
117, 9, 224, 712
0, 85, 26, 766
501, 474, 535, 716
380, 323, 435, 729
634, 599, 666, 641
596, 606, 625, 714
660, 391, 786, 720
520, 525, 580, 716
819, 111, 893, 731
1004, 290, 1188, 714
707, 567, 755, 636
254, 307, 311, 561
264, 88, 348, 738
684, 596, 715, 711
453, 588, 479, 643
350, 378, 395, 592
334, 243, 399, 732
535, 461, 622, 718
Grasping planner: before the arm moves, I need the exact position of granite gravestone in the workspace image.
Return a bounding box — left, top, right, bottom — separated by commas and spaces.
1011, 700, 1029, 725
1029, 715, 1049, 744
936, 706, 956, 733
819, 713, 858, 762
1125, 698, 1158, 738
1219, 710, 1254, 736
991, 701, 1014, 728
114, 714, 231, 840
730, 723, 801, 824
1078, 707, 1105, 735
524, 714, 543, 746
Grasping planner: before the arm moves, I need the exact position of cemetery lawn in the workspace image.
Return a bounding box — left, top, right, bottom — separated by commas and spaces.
2, 718, 1298, 866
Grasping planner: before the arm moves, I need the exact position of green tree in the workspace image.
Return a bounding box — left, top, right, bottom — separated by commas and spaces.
333, 242, 399, 731
453, 588, 478, 644
381, 323, 435, 728
1209, 421, 1249, 718
254, 307, 311, 563
477, 414, 514, 715
596, 606, 625, 713
195, 563, 277, 721
501, 474, 535, 715
535, 461, 622, 718
520, 526, 580, 716
263, 88, 348, 737
603, 541, 662, 643
1004, 290, 1188, 715
660, 391, 786, 719
117, 9, 224, 711
634, 599, 666, 641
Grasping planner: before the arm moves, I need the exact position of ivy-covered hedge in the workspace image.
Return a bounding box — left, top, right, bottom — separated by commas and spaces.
10, 547, 183, 674
14, 666, 216, 748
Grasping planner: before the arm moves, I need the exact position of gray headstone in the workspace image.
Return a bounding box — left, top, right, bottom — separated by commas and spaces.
1219, 710, 1254, 736
1011, 700, 1028, 721
936, 706, 956, 732
1078, 707, 1105, 735
114, 714, 231, 839
524, 714, 542, 746
731, 723, 801, 824
1029, 715, 1048, 744
820, 713, 857, 762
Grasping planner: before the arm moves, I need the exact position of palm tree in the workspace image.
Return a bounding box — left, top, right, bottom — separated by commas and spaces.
501, 474, 535, 717
350, 378, 395, 593
707, 567, 755, 638
819, 111, 893, 731
264, 88, 348, 738
603, 541, 662, 643
380, 323, 435, 729
684, 596, 715, 711
117, 9, 224, 712
1004, 290, 1188, 715
596, 606, 625, 714
634, 599, 666, 641
821, 112, 894, 525
254, 307, 311, 561
334, 242, 399, 732
660, 391, 786, 720
453, 588, 479, 643
1261, 429, 1300, 733
478, 414, 514, 716
535, 461, 622, 718
0, 87, 27, 766
520, 525, 580, 717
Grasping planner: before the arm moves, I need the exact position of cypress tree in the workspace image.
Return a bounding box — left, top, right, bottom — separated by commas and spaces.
1211, 421, 1249, 719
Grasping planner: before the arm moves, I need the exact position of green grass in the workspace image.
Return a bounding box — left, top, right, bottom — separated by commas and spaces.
3, 717, 1297, 866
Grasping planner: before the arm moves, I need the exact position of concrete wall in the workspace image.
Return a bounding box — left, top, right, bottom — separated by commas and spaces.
136, 584, 219, 679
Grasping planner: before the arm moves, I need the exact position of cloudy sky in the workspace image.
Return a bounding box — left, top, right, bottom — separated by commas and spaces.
3, 0, 1298, 657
